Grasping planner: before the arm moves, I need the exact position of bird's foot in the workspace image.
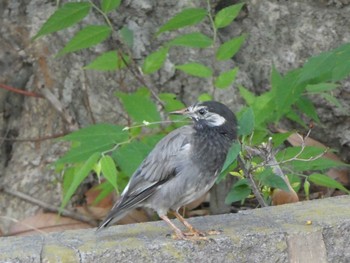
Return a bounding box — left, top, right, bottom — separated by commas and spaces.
206, 229, 223, 235
168, 229, 223, 241
168, 230, 206, 241
183, 229, 206, 237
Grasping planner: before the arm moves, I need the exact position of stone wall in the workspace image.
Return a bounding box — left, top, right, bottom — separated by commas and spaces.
1, 196, 349, 262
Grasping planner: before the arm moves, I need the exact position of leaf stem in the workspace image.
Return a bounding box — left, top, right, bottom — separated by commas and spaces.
89, 1, 113, 29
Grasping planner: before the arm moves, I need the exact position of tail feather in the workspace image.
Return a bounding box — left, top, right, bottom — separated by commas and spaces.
97, 208, 129, 231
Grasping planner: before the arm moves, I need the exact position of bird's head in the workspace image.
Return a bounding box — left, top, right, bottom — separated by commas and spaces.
171, 101, 237, 139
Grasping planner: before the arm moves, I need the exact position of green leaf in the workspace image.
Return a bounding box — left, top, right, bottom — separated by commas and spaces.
299, 43, 350, 83
157, 8, 207, 35
214, 67, 238, 89
175, 63, 212, 78
84, 50, 129, 71
270, 66, 283, 95
56, 124, 128, 164
273, 68, 305, 121
220, 141, 241, 173
198, 93, 212, 102
60, 152, 100, 210
119, 26, 134, 48
276, 146, 325, 161
321, 93, 343, 109
57, 25, 111, 56
308, 173, 350, 194
295, 96, 320, 123
117, 88, 161, 123
270, 132, 293, 148
216, 34, 246, 61
238, 107, 254, 136
306, 83, 338, 93
93, 181, 115, 205
250, 92, 274, 128
101, 0, 121, 13
225, 179, 251, 204
294, 158, 344, 172
285, 110, 307, 128
214, 3, 244, 29
100, 155, 118, 190
93, 160, 102, 178
256, 168, 290, 192
33, 2, 91, 39
158, 94, 187, 127
159, 93, 185, 112
142, 47, 168, 74
167, 32, 213, 48
62, 167, 76, 196
113, 140, 153, 176
276, 146, 348, 171
287, 174, 302, 192
239, 86, 256, 105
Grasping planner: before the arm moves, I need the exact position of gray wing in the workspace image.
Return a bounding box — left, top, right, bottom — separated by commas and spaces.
124, 125, 194, 196
98, 125, 194, 228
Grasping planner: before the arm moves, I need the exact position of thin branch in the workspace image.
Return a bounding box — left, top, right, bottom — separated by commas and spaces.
81, 71, 96, 124
39, 85, 78, 131
0, 216, 48, 236
122, 118, 189, 131
1, 187, 98, 226
119, 52, 164, 108
89, 0, 113, 29
101, 139, 132, 155
0, 83, 44, 98
237, 155, 268, 207
0, 132, 67, 142
252, 129, 328, 169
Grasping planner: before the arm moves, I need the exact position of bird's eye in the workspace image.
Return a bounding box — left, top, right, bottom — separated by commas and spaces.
198, 108, 206, 115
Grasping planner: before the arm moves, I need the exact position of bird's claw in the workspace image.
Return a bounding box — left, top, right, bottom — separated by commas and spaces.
207, 229, 222, 235
183, 230, 206, 237
170, 229, 222, 241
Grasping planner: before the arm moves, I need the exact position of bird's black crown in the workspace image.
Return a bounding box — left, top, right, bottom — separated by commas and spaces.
190, 101, 237, 140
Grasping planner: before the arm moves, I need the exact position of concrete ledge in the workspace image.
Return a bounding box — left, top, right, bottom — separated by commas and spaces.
1, 196, 350, 263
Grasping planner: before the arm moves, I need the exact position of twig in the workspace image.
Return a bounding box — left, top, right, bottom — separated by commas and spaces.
0, 132, 67, 142
119, 48, 165, 109
237, 155, 268, 207
0, 83, 44, 98
1, 187, 98, 226
0, 216, 48, 236
81, 71, 96, 124
39, 85, 78, 131
246, 140, 293, 192
253, 129, 328, 168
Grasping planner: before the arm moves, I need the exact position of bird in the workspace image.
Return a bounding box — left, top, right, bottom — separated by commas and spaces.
98, 101, 237, 239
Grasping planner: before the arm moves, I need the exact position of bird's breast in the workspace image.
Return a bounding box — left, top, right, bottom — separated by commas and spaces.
191, 130, 232, 174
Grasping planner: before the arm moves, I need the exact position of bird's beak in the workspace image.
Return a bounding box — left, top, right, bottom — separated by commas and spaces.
169, 107, 189, 115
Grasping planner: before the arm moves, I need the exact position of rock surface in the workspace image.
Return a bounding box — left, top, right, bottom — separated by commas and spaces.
1, 0, 350, 232
1, 196, 350, 263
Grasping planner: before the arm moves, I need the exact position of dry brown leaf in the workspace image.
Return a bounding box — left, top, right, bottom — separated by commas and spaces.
186, 209, 210, 217
9, 213, 91, 236
85, 184, 114, 208
183, 193, 208, 211
116, 209, 151, 225
271, 189, 299, 205
76, 204, 151, 225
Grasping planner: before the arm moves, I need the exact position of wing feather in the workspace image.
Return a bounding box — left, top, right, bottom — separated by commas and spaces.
98, 125, 194, 228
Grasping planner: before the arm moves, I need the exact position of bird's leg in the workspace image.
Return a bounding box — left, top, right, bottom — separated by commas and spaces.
172, 211, 205, 237
160, 215, 186, 240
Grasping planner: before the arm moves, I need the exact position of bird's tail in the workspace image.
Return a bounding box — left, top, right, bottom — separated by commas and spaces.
96, 207, 129, 231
